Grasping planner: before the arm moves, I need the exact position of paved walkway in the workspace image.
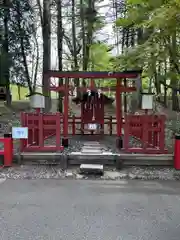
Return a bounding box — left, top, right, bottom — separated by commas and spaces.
0, 179, 180, 240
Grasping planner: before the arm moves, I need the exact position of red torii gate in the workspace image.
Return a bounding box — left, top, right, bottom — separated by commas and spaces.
45, 70, 142, 147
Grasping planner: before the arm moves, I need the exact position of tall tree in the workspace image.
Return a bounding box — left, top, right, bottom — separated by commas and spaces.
0, 0, 37, 104
56, 0, 63, 112
115, 0, 180, 110
2, 0, 11, 105
37, 0, 52, 111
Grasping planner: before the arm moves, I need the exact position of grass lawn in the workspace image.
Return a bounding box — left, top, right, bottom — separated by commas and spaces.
10, 85, 57, 101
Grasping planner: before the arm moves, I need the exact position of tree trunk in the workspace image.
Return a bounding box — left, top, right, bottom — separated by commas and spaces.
125, 28, 129, 48
80, 0, 87, 87
17, 84, 21, 100
16, 1, 33, 95
80, 0, 86, 72
84, 0, 94, 71
3, 5, 11, 106
80, 0, 95, 87
163, 59, 167, 107
32, 29, 39, 92
170, 30, 179, 111
57, 0, 63, 112
130, 29, 135, 47
72, 0, 79, 88
137, 28, 143, 44
121, 28, 125, 53
42, 0, 51, 111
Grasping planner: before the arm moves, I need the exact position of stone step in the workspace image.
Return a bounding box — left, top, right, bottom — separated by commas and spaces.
83, 142, 100, 146
79, 164, 104, 174
82, 146, 103, 150
68, 152, 117, 165
81, 148, 102, 154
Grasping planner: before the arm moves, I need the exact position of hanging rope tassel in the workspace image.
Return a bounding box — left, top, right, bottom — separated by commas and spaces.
87, 89, 91, 110
98, 89, 102, 108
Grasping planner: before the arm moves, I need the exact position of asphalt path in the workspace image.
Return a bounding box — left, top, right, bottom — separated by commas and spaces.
0, 179, 180, 240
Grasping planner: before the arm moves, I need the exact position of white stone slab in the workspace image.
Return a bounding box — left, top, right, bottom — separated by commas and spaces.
80, 164, 103, 170
81, 148, 102, 154
102, 152, 113, 155
81, 147, 102, 152
83, 142, 100, 146
70, 152, 82, 155
82, 146, 103, 149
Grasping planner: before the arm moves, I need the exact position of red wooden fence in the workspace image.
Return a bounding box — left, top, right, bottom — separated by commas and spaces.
123, 114, 167, 153
20, 112, 117, 153
68, 115, 116, 135
20, 111, 167, 154
20, 112, 64, 152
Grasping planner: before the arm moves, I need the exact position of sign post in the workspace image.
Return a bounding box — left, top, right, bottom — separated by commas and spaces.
12, 127, 28, 164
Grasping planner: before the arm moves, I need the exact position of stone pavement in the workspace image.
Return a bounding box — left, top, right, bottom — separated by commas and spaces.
0, 179, 180, 240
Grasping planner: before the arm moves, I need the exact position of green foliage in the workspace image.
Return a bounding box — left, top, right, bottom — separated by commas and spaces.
0, 0, 35, 86
114, 0, 180, 93
88, 43, 115, 87
90, 43, 113, 71
115, 18, 130, 27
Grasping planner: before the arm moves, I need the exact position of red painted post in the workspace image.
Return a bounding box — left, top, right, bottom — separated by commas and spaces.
159, 115, 165, 152
123, 115, 129, 151
147, 117, 152, 146
31, 112, 38, 145
142, 115, 148, 150
149, 116, 153, 147
34, 127, 39, 145
62, 78, 69, 147
90, 79, 95, 88
56, 112, 61, 150
34, 109, 40, 145
109, 116, 112, 136
27, 113, 33, 146
153, 118, 158, 147
35, 108, 40, 114
81, 104, 84, 134
72, 115, 75, 135
3, 134, 13, 167
116, 79, 123, 149
116, 79, 121, 137
174, 134, 180, 170
20, 112, 28, 152
39, 113, 44, 147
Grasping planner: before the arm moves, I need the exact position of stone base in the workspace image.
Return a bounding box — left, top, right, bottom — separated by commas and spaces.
116, 136, 123, 149
62, 138, 69, 148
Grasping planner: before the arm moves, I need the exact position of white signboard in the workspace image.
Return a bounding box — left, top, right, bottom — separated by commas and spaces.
12, 127, 28, 139
88, 123, 97, 130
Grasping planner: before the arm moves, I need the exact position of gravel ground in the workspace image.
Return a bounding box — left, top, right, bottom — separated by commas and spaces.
0, 165, 180, 180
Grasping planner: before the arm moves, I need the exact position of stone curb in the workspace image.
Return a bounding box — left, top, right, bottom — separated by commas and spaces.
12, 153, 174, 167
